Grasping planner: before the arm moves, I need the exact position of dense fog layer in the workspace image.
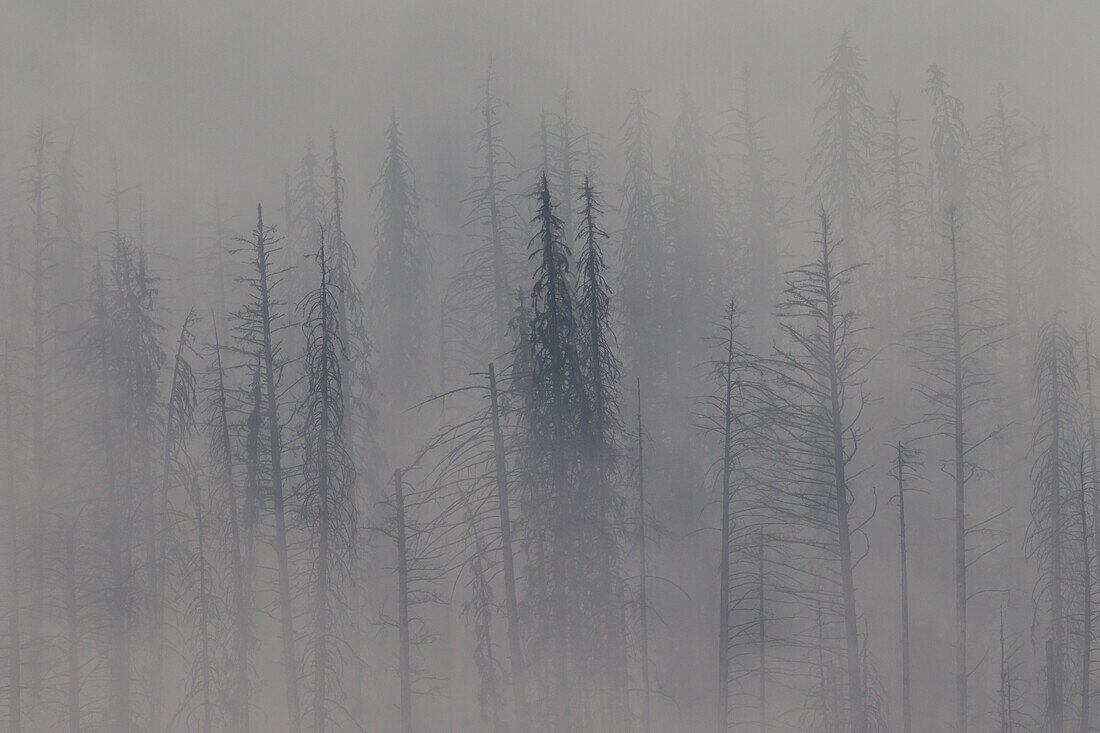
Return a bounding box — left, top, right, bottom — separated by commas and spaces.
2, 2, 1099, 732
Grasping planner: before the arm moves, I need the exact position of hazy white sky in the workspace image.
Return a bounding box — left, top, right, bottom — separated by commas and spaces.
3, 1, 1096, 256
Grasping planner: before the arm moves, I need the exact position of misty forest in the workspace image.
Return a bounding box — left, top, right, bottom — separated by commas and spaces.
3, 2, 1100, 732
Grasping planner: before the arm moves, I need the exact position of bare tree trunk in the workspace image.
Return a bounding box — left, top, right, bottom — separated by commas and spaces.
615, 578, 630, 733
718, 326, 734, 733
822, 243, 865, 733
1000, 609, 1009, 733
255, 204, 301, 733
4, 345, 20, 733
312, 286, 333, 733
897, 443, 912, 733
946, 210, 968, 733
395, 469, 413, 733
1084, 328, 1100, 603
64, 523, 80, 733
636, 379, 652, 733
483, 75, 510, 349
757, 531, 765, 733
194, 481, 213, 733
488, 363, 528, 732
28, 121, 49, 722
213, 324, 250, 732
1048, 639, 1060, 733
1051, 333, 1065, 733
1080, 450, 1091, 733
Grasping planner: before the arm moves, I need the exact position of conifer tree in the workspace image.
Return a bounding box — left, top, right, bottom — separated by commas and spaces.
618, 90, 664, 383
232, 204, 300, 732
298, 232, 358, 733
925, 65, 969, 217
1026, 316, 1083, 733
698, 297, 763, 732
574, 176, 624, 728
371, 110, 430, 407
770, 208, 870, 733
909, 208, 1001, 733
809, 32, 874, 258
730, 70, 783, 319
207, 320, 251, 732
874, 95, 922, 306
666, 88, 722, 348
449, 66, 520, 365
523, 172, 589, 732
152, 309, 200, 732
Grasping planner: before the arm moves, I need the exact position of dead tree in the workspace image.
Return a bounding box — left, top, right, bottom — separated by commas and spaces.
152, 308, 199, 732
909, 207, 1002, 733
1026, 316, 1083, 733
26, 120, 53, 721
890, 442, 922, 733
1079, 448, 1092, 733
3, 343, 20, 733
232, 204, 300, 732
769, 208, 870, 733
208, 319, 251, 732
489, 362, 528, 732
698, 297, 763, 731
394, 467, 413, 733
298, 233, 359, 733
635, 377, 652, 733
447, 66, 520, 369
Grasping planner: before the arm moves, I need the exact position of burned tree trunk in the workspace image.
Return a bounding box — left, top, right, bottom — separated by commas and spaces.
395, 468, 413, 733
488, 362, 528, 732
637, 378, 652, 733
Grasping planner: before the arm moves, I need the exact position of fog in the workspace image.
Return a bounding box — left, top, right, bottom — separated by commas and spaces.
2, 1, 1098, 731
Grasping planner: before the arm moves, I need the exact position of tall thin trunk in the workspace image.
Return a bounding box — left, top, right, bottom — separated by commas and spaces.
488, 363, 527, 732
29, 121, 48, 719
948, 210, 968, 733
897, 442, 912, 733
757, 531, 766, 733
1000, 609, 1009, 733
1051, 329, 1065, 733
821, 226, 864, 733
483, 75, 509, 348
4, 345, 21, 733
395, 469, 413, 733
64, 523, 80, 733
636, 378, 651, 733
213, 323, 250, 732
255, 204, 301, 733
1084, 329, 1100, 589
312, 252, 334, 733
1080, 450, 1091, 733
718, 321, 735, 733
193, 480, 213, 733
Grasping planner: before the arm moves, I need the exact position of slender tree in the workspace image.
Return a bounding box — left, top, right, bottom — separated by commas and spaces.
448, 66, 521, 369
297, 232, 359, 732
1027, 316, 1083, 733
909, 207, 1001, 733
890, 442, 921, 733
619, 90, 664, 384
207, 319, 251, 732
635, 377, 652, 733
233, 204, 300, 732
770, 208, 870, 733
522, 172, 590, 732
3, 343, 20, 733
698, 297, 762, 732
371, 110, 430, 406
730, 69, 783, 319
488, 361, 528, 732
809, 32, 874, 258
